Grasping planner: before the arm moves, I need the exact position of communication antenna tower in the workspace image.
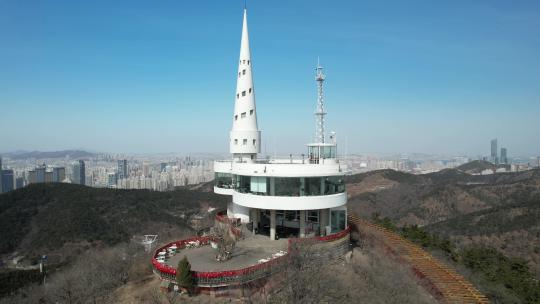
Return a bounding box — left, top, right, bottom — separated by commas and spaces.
315, 57, 327, 143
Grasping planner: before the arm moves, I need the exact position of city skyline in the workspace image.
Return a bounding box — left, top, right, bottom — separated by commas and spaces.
1, 1, 539, 156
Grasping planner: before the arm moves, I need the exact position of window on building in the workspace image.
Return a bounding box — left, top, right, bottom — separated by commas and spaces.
308, 210, 319, 223
243, 139, 247, 145
274, 177, 301, 196
250, 176, 267, 193
250, 109, 254, 115
238, 72, 241, 77
305, 177, 322, 196
247, 60, 250, 65
214, 172, 232, 188
331, 210, 346, 233
285, 211, 299, 221
242, 69, 246, 75
235, 115, 238, 121
249, 88, 252, 93
324, 176, 345, 194
243, 60, 246, 64
241, 112, 246, 118
234, 139, 238, 145
234, 175, 250, 193
237, 93, 239, 99
253, 139, 256, 145
242, 91, 246, 97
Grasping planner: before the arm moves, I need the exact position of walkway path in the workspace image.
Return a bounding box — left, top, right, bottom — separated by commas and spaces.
348, 213, 490, 304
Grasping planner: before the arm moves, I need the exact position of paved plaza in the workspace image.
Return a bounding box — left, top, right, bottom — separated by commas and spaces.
166, 234, 288, 272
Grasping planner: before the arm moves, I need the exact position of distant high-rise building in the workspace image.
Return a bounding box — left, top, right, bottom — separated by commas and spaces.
45, 171, 54, 183
107, 172, 117, 188
490, 139, 498, 164
160, 162, 167, 172
0, 157, 3, 193
27, 170, 36, 184
53, 167, 66, 182
15, 177, 24, 190
1, 169, 14, 192
35, 165, 46, 183
72, 160, 86, 185
117, 159, 128, 180
500, 148, 508, 165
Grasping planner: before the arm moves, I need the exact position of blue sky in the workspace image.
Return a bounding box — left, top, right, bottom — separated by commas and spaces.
1, 0, 539, 156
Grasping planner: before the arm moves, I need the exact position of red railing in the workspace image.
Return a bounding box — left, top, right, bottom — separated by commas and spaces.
152, 226, 351, 287
152, 236, 216, 276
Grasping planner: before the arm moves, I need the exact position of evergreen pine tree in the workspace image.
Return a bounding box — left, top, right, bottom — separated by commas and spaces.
176, 256, 193, 292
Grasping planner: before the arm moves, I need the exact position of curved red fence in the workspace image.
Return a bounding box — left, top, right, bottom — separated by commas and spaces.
151, 226, 351, 287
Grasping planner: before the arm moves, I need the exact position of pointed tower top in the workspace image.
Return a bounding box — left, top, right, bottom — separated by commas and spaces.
240, 8, 251, 61
230, 6, 260, 159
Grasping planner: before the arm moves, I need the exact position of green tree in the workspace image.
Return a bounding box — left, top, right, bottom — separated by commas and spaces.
176, 256, 193, 292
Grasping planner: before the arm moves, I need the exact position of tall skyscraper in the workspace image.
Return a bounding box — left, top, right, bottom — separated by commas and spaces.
108, 172, 117, 188
117, 159, 128, 180
0, 157, 3, 193
15, 177, 24, 190
1, 169, 14, 192
35, 164, 46, 183
53, 167, 66, 183
27, 170, 36, 184
500, 148, 508, 165
490, 139, 498, 164
72, 160, 86, 185
45, 171, 54, 183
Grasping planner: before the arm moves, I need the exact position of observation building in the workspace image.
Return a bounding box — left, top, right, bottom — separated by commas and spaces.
214, 8, 348, 240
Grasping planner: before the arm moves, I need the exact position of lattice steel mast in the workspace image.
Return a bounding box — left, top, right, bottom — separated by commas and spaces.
315, 58, 326, 143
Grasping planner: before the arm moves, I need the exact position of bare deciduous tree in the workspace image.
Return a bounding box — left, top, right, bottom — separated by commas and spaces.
212, 223, 237, 262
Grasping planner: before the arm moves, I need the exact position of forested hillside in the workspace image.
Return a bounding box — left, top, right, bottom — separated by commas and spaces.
0, 183, 228, 264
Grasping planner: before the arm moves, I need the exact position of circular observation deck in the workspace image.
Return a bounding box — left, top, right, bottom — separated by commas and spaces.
233, 191, 347, 210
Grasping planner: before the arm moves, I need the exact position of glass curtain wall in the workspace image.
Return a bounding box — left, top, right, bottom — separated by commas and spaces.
232, 175, 344, 196
330, 210, 346, 233
274, 177, 301, 196
214, 172, 232, 188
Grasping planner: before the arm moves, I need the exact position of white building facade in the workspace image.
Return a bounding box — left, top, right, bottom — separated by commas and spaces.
214, 8, 348, 240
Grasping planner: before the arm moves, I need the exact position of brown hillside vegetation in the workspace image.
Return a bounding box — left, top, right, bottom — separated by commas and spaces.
346, 168, 540, 276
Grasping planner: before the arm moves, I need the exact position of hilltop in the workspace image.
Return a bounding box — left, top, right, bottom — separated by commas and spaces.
347, 167, 540, 275
456, 160, 497, 173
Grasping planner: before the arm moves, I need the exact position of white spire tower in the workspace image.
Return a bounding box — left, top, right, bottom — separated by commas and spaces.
230, 8, 261, 161
315, 58, 326, 144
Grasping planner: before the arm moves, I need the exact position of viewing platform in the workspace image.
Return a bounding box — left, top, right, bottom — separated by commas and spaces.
214, 157, 348, 178
151, 224, 351, 288
166, 234, 288, 272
